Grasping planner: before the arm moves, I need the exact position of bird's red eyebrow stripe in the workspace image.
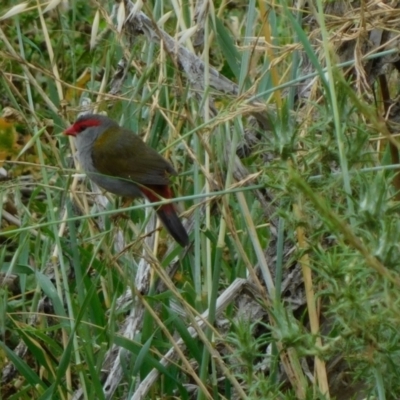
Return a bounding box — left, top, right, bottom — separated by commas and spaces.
78, 118, 102, 127
64, 118, 101, 135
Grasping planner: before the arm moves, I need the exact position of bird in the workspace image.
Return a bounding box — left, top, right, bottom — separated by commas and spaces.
64, 114, 189, 247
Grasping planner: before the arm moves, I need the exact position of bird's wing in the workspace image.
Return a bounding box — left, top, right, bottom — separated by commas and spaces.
92, 127, 177, 186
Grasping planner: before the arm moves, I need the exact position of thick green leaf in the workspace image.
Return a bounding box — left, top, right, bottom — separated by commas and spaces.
213, 16, 241, 80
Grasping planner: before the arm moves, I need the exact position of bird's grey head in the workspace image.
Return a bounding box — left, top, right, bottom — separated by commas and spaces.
64, 114, 118, 139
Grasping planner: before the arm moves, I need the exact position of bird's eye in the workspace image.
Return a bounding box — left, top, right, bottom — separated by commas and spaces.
75, 123, 88, 133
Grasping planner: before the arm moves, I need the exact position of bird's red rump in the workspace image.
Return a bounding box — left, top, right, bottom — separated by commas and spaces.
141, 185, 173, 204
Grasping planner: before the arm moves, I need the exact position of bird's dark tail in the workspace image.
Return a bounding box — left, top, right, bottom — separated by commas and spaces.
156, 205, 189, 247
141, 186, 189, 247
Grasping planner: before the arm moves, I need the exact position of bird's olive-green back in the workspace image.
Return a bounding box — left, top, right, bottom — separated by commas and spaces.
92, 126, 177, 186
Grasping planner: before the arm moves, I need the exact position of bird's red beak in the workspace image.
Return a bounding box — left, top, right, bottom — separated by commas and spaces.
64, 125, 77, 136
